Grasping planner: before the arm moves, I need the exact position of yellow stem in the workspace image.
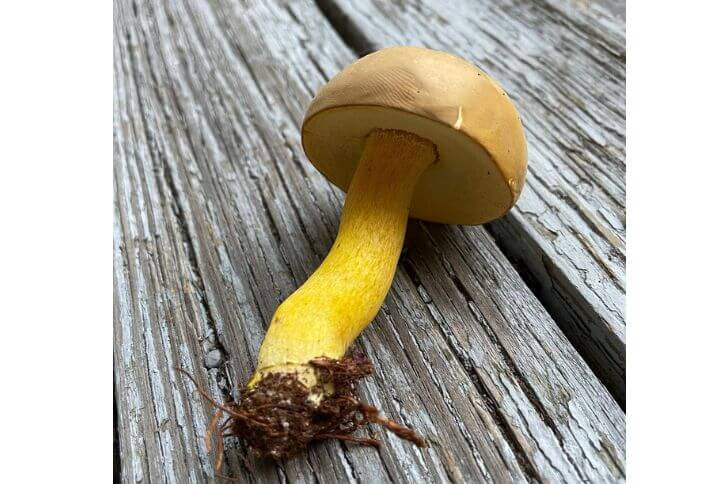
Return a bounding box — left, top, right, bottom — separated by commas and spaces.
253, 129, 436, 385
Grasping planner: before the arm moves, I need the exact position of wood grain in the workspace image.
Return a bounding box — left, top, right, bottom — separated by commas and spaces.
114, 0, 625, 482
315, 0, 627, 406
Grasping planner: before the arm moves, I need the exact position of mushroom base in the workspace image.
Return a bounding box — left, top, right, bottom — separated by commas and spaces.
215, 354, 426, 461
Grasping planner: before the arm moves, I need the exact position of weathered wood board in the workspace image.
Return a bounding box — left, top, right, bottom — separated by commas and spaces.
113, 0, 626, 482
316, 0, 627, 405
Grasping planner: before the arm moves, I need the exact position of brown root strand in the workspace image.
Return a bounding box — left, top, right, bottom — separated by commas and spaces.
179, 354, 427, 467
363, 403, 428, 448
205, 409, 223, 452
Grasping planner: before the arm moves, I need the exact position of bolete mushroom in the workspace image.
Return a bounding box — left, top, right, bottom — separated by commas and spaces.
208, 46, 527, 461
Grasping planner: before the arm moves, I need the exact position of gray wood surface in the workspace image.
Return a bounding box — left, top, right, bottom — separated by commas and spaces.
113, 0, 625, 482
316, 0, 626, 405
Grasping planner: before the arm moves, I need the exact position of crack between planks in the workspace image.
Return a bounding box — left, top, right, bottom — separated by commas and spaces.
114, 390, 122, 484
312, 0, 377, 56
548, 268, 625, 409
486, 217, 625, 407
489, 211, 625, 408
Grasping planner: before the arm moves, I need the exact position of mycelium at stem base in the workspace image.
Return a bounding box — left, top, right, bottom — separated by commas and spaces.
213, 129, 435, 460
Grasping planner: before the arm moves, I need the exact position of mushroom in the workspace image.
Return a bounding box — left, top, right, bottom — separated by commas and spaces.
211, 46, 527, 461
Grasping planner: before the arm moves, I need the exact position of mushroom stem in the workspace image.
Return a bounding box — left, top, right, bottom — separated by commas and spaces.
254, 129, 436, 384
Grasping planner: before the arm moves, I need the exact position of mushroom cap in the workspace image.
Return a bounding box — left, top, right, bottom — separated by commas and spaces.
301, 46, 527, 225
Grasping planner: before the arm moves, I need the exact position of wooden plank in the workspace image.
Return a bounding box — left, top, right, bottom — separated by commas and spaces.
316, 0, 627, 405
114, 0, 625, 482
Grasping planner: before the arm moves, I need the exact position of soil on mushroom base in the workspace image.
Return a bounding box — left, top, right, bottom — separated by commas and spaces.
217, 354, 426, 460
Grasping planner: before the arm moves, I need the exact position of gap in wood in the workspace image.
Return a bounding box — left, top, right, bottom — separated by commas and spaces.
312, 0, 376, 56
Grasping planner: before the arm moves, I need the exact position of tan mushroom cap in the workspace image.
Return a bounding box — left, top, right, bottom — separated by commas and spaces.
301, 46, 527, 225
